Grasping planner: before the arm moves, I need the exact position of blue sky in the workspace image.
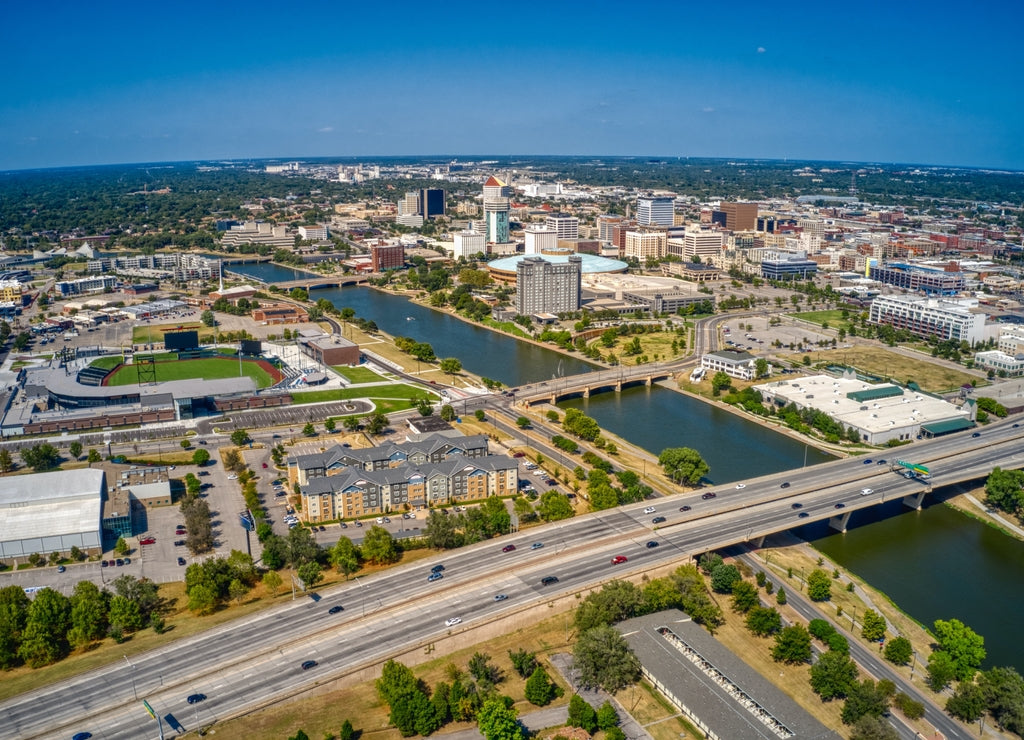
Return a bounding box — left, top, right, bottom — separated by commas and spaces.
2, 0, 1022, 171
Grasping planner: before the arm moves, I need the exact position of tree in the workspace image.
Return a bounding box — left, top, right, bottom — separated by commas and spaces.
849, 715, 899, 740
926, 650, 957, 691
883, 636, 913, 665
841, 679, 891, 725
573, 625, 641, 693
339, 719, 356, 740
286, 526, 321, 567
108, 594, 144, 633
68, 581, 108, 647
192, 448, 211, 466
776, 586, 787, 605
730, 580, 759, 613
932, 618, 986, 681
440, 357, 462, 377
468, 651, 502, 687
658, 447, 709, 486
536, 490, 574, 522
365, 412, 388, 435
68, 441, 83, 459
945, 681, 986, 722
772, 625, 812, 664
477, 697, 523, 740
324, 418, 336, 433
710, 563, 741, 593
711, 371, 732, 395
515, 416, 530, 429
361, 525, 399, 565
302, 422, 316, 437
329, 537, 361, 578
745, 606, 782, 637
754, 358, 770, 379
440, 404, 456, 421
414, 397, 434, 417
810, 650, 859, 700
17, 588, 72, 667
114, 537, 129, 556
597, 700, 619, 730
806, 569, 832, 601
524, 666, 558, 706
20, 443, 60, 472
860, 609, 887, 642
978, 666, 1024, 735
567, 694, 598, 733
262, 570, 283, 594
297, 562, 323, 590
230, 429, 251, 447
0, 448, 12, 474
509, 649, 539, 678
200, 310, 215, 327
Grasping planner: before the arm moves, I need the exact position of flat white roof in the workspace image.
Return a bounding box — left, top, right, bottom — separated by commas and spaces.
0, 469, 104, 540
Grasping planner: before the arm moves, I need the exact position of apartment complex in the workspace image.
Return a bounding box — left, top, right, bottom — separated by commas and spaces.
524, 226, 558, 254
637, 196, 674, 226
88, 253, 219, 281
667, 227, 724, 262
623, 230, 666, 260
868, 295, 986, 345
370, 243, 405, 271
545, 213, 579, 240
516, 255, 582, 315
55, 275, 118, 296
868, 263, 964, 295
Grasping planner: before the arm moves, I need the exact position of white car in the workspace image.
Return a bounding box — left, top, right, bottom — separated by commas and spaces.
445, 617, 462, 627
227, 475, 238, 480
859, 488, 873, 496
643, 506, 656, 514
735, 483, 746, 489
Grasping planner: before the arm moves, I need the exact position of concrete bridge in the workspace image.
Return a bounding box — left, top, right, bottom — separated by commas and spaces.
249, 274, 370, 291
516, 365, 675, 406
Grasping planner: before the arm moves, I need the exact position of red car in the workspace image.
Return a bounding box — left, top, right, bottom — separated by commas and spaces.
502, 544, 516, 553
611, 555, 628, 565
262, 462, 268, 468
139, 537, 156, 545
512, 452, 526, 458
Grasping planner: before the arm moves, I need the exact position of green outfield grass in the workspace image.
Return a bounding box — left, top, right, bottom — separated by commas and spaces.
105, 357, 275, 388
89, 356, 123, 370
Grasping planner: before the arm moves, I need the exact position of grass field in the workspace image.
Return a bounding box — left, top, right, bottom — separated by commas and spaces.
291, 383, 437, 406
334, 365, 386, 383
807, 345, 982, 393
131, 322, 206, 344
89, 356, 123, 370
791, 309, 853, 330
105, 357, 276, 388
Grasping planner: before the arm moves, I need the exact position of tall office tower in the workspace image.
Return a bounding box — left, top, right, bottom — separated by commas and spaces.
515, 256, 582, 315
545, 213, 579, 240
371, 243, 406, 272
483, 175, 512, 199
637, 196, 675, 226
667, 226, 724, 261
397, 191, 420, 216
524, 226, 558, 254
419, 188, 446, 219
623, 230, 667, 260
453, 230, 486, 259
597, 215, 625, 243
484, 198, 511, 244
717, 202, 758, 231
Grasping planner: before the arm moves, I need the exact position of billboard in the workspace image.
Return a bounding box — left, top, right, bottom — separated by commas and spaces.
164, 330, 199, 351
240, 339, 262, 356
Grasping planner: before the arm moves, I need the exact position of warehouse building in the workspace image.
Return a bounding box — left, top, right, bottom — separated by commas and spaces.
0, 469, 106, 559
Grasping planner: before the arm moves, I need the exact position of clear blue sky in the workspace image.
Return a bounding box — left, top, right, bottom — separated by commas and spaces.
2, 0, 1022, 171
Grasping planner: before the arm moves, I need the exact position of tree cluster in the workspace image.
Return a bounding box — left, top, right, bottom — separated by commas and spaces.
422, 499, 511, 549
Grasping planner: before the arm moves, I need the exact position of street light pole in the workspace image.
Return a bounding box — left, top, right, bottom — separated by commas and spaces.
124, 655, 138, 701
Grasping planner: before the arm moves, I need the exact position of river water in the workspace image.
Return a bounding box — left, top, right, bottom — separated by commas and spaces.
228, 260, 1023, 670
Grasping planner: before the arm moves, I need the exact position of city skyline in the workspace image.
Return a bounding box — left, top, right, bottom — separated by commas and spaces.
2, 0, 1023, 172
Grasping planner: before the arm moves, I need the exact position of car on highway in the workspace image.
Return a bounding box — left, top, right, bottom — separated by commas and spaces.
445, 617, 462, 627
431, 564, 446, 573
530, 542, 544, 550
735, 483, 746, 489
540, 576, 559, 586
797, 512, 810, 518
427, 572, 443, 582
139, 537, 156, 545
652, 516, 666, 524
610, 555, 628, 565
328, 605, 344, 615
301, 660, 318, 670
177, 557, 187, 566
862, 459, 873, 465
834, 502, 846, 509
493, 593, 508, 602
72, 733, 92, 740
643, 506, 656, 514
502, 544, 516, 553
646, 540, 659, 548
876, 459, 887, 465
780, 482, 791, 489
57, 565, 65, 573
186, 693, 206, 704
972, 432, 981, 438
791, 502, 803, 509
859, 488, 873, 496
701, 492, 717, 500
678, 505, 691, 512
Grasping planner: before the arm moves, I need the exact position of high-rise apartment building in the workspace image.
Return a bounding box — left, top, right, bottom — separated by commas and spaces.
515, 256, 582, 316
398, 192, 420, 216
453, 231, 486, 259
637, 196, 675, 226
545, 213, 579, 240
597, 215, 626, 243
484, 198, 511, 244
623, 230, 667, 261
524, 226, 558, 254
370, 243, 405, 272
667, 226, 724, 261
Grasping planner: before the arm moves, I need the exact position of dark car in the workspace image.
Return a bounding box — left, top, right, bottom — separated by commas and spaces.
876, 459, 887, 465
101, 560, 109, 567
72, 734, 92, 740
174, 539, 185, 547
540, 576, 559, 586
177, 557, 187, 566
328, 605, 344, 615
493, 593, 508, 602
862, 459, 873, 465
646, 540, 659, 548
427, 572, 444, 582
301, 660, 318, 670
115, 559, 124, 566
502, 544, 516, 553
972, 432, 981, 438
340, 521, 348, 528
780, 482, 791, 489
431, 564, 445, 573
57, 565, 66, 573
701, 492, 717, 500
652, 516, 666, 524
791, 502, 803, 509
545, 478, 557, 486
798, 512, 810, 518
834, 502, 846, 509
679, 505, 691, 512
354, 520, 362, 527
123, 558, 131, 565
187, 693, 206, 705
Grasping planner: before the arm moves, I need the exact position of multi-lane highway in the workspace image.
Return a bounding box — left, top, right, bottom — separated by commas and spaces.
5, 420, 1021, 739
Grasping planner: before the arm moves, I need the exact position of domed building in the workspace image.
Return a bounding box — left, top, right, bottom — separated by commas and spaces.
486, 249, 628, 285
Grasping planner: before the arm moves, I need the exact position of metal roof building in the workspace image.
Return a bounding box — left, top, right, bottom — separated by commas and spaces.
0, 469, 106, 558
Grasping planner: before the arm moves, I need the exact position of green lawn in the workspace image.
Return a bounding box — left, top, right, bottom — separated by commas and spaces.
333, 365, 385, 383
89, 356, 123, 370
291, 383, 437, 405
791, 309, 853, 329
106, 357, 275, 388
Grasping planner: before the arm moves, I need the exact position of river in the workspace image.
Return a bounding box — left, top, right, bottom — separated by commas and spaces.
228, 260, 1023, 671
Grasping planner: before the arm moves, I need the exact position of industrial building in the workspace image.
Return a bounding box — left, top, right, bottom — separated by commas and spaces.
0, 469, 107, 559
